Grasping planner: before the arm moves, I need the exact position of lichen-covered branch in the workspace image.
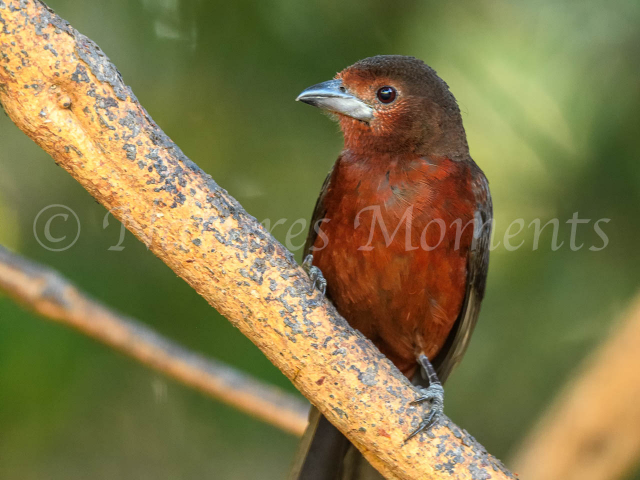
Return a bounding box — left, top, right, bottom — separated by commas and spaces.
0, 2, 512, 478
512, 295, 640, 480
0, 245, 309, 436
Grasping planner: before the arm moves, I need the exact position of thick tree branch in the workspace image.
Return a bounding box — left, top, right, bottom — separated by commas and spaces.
0, 2, 512, 478
512, 294, 640, 480
0, 245, 309, 436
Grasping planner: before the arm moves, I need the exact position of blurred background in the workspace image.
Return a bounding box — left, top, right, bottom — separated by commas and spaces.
1, 0, 640, 478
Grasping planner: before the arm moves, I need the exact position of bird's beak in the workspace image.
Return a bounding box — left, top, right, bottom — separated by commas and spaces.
296, 79, 374, 123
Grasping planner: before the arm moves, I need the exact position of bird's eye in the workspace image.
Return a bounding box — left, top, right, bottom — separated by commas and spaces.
376, 86, 396, 104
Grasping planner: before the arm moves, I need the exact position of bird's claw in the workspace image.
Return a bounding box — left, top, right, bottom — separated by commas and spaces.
302, 254, 327, 296
405, 383, 444, 442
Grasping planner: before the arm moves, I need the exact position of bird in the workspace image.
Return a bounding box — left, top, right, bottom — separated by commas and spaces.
288, 55, 492, 480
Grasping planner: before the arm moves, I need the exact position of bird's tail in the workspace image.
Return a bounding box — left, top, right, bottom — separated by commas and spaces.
288, 407, 384, 480
288, 363, 452, 480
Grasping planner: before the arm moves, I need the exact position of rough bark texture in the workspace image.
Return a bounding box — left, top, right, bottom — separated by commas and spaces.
513, 295, 640, 480
0, 245, 310, 437
0, 2, 513, 479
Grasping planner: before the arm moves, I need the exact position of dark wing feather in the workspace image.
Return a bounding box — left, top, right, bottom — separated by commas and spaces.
432, 165, 492, 383
303, 160, 338, 258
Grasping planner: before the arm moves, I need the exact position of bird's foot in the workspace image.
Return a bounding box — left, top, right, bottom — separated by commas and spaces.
406, 383, 444, 441
405, 353, 444, 442
302, 254, 327, 296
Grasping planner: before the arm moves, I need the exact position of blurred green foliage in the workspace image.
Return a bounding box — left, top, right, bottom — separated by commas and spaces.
1, 0, 640, 478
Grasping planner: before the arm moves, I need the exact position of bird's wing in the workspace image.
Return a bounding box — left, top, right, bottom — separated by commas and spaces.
303, 160, 337, 258
432, 165, 492, 383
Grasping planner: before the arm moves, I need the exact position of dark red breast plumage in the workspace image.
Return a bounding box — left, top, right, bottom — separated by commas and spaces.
309, 153, 481, 378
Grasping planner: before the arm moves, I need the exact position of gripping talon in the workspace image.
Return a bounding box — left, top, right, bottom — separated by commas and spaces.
405, 354, 445, 442
405, 409, 437, 442
302, 254, 327, 296
406, 384, 444, 441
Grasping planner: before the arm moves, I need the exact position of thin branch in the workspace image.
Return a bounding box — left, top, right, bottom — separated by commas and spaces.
512, 294, 640, 480
0, 2, 513, 478
0, 245, 309, 436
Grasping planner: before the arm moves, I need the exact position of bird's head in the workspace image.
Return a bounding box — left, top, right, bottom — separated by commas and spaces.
297, 55, 468, 158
